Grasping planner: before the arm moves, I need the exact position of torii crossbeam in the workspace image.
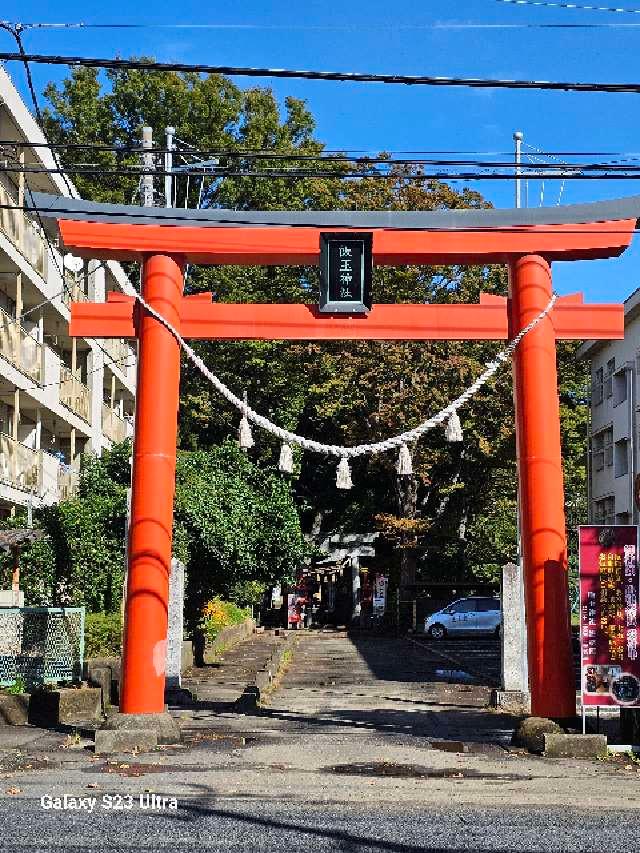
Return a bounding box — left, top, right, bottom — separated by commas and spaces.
34, 191, 639, 720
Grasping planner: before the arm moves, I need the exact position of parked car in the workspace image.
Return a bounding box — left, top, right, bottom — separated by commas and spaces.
424, 596, 501, 639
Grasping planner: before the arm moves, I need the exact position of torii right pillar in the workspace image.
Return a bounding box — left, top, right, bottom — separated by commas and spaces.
510, 254, 575, 719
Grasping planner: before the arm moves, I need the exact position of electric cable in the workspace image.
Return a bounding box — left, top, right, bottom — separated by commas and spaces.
5, 140, 640, 157
495, 0, 640, 14
4, 51, 640, 94
7, 16, 640, 29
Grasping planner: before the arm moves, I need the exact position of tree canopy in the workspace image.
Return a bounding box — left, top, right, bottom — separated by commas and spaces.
40, 65, 589, 590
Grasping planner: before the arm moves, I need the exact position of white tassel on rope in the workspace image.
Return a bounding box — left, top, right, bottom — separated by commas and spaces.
445, 411, 463, 443
239, 391, 254, 450
396, 443, 413, 476
336, 457, 353, 490
279, 443, 294, 474
238, 414, 254, 449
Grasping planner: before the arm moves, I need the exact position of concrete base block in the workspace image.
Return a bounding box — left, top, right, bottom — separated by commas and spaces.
101, 711, 181, 745
29, 688, 102, 727
181, 640, 193, 672
0, 693, 30, 726
512, 716, 563, 753
87, 666, 111, 709
490, 689, 531, 715
543, 732, 608, 759
84, 658, 120, 705
94, 729, 158, 754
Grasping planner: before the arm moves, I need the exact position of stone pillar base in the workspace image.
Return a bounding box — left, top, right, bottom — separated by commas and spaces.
99, 710, 181, 745
490, 689, 531, 715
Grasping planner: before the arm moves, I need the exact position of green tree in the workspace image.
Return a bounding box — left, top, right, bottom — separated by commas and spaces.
42, 68, 589, 586
1, 441, 306, 620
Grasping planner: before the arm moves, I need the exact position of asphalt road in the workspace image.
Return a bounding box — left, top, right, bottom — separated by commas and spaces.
0, 797, 639, 852
0, 632, 633, 852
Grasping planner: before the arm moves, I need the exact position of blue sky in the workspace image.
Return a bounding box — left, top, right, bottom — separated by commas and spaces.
2, 0, 640, 303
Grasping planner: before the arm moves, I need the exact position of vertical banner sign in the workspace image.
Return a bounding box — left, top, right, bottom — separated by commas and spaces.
319, 232, 373, 314
579, 526, 640, 707
373, 574, 388, 615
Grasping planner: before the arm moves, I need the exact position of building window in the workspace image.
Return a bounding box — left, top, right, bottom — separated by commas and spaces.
595, 496, 615, 525
593, 367, 604, 405
615, 439, 629, 478
605, 358, 615, 399
593, 426, 613, 471
614, 369, 628, 407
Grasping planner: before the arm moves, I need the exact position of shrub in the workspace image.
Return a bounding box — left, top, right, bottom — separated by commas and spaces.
201, 597, 250, 642
84, 612, 122, 658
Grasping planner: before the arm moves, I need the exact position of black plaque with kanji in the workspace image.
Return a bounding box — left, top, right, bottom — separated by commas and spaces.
319, 232, 372, 314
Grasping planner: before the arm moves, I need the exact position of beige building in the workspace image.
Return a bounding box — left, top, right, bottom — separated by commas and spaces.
0, 67, 135, 517
578, 288, 640, 525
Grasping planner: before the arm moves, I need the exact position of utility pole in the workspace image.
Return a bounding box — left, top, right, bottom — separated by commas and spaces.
141, 126, 154, 208
164, 126, 175, 208
514, 130, 523, 209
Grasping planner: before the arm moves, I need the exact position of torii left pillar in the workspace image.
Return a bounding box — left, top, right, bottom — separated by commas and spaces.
120, 253, 184, 714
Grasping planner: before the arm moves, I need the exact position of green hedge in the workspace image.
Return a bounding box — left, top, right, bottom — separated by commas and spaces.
84, 612, 122, 659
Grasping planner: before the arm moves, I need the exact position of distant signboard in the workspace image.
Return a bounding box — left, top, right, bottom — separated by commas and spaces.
373, 574, 388, 614
319, 232, 372, 314
579, 525, 640, 707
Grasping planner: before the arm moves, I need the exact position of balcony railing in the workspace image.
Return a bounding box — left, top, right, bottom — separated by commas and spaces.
0, 433, 41, 492
102, 404, 128, 444
62, 272, 89, 309
59, 366, 91, 423
0, 182, 47, 278
58, 466, 80, 501
104, 337, 134, 372
0, 306, 42, 384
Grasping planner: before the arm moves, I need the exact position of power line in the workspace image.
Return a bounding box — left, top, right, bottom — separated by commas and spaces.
495, 0, 640, 13
6, 18, 640, 30
3, 51, 640, 94
6, 156, 640, 172
4, 165, 640, 181
6, 139, 640, 158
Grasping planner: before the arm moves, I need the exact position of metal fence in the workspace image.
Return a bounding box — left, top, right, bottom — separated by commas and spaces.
0, 607, 85, 688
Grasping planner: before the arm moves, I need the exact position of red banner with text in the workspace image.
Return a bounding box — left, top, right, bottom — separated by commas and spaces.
579, 525, 640, 707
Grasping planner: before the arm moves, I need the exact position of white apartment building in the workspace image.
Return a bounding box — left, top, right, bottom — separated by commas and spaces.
0, 67, 135, 516
578, 289, 640, 526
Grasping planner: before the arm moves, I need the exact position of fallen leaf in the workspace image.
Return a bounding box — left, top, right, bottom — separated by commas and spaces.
86, 783, 98, 789
5, 787, 21, 795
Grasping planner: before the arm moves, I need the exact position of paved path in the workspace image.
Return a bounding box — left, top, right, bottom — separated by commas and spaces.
263, 631, 514, 745
2, 629, 640, 851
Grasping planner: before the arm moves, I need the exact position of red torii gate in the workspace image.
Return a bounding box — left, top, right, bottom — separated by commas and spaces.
34, 192, 637, 720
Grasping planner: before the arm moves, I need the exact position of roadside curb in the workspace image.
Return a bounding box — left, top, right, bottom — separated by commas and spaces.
235, 633, 297, 713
